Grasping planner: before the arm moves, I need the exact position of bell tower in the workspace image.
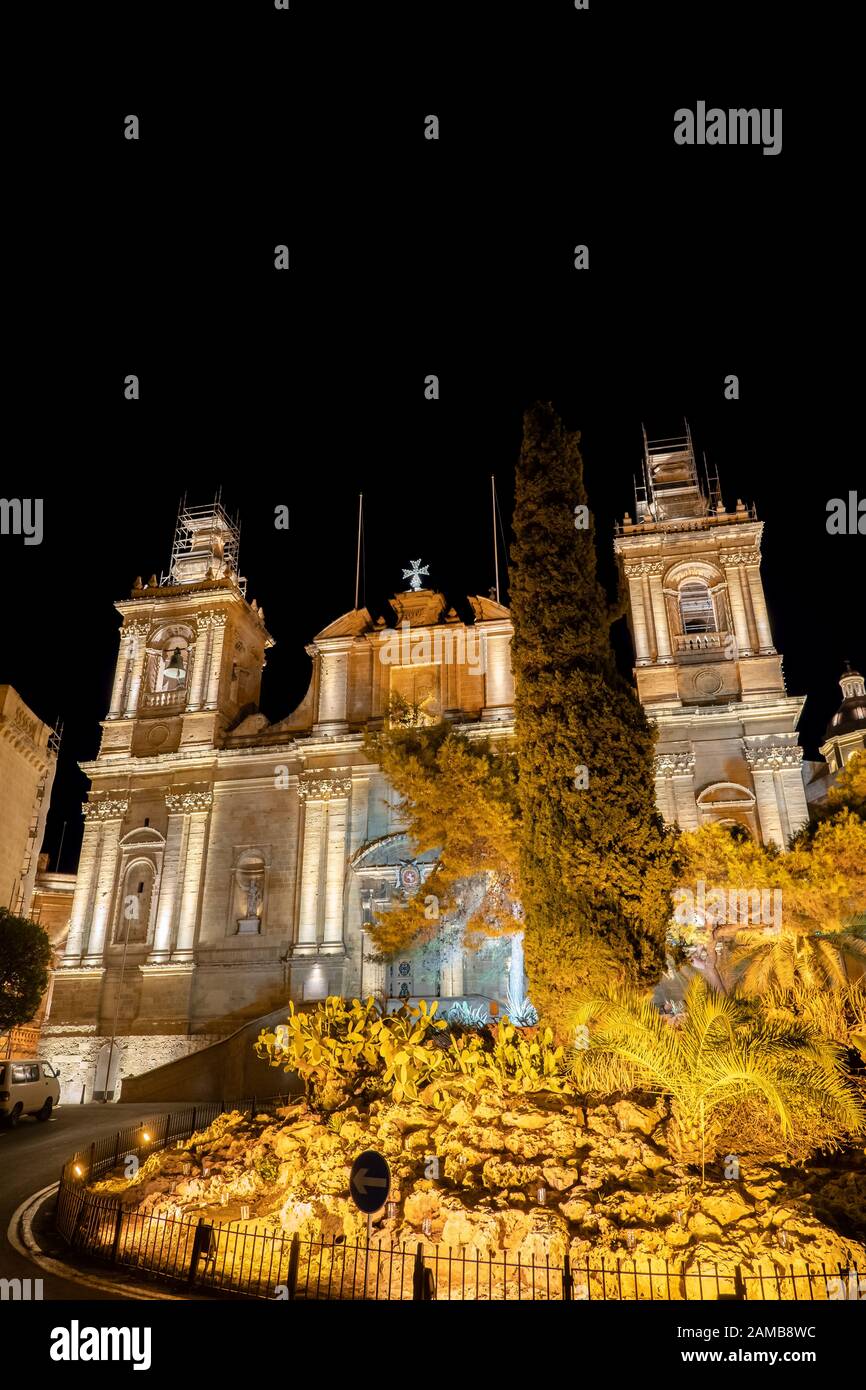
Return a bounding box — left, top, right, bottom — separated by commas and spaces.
100, 499, 273, 759
614, 425, 810, 848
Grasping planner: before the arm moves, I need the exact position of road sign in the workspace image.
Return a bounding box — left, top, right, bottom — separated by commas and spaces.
349, 1149, 391, 1214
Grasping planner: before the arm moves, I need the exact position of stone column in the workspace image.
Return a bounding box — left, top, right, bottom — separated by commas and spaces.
482, 624, 514, 713
107, 631, 133, 719
672, 775, 700, 831
348, 775, 370, 853
296, 796, 325, 945
170, 793, 212, 960
648, 571, 673, 663
625, 570, 651, 663
371, 638, 387, 719
360, 928, 386, 998
749, 768, 785, 848
63, 817, 103, 962
440, 929, 464, 997
652, 768, 678, 827
723, 565, 753, 657
780, 765, 809, 840
123, 628, 149, 716
187, 619, 211, 711
744, 566, 775, 653
203, 613, 227, 710
314, 638, 354, 734
744, 738, 806, 848
149, 810, 185, 962
655, 752, 697, 830
82, 809, 127, 964
508, 932, 525, 1002
322, 796, 349, 945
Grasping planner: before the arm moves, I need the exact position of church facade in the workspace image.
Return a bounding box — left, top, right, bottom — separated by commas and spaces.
47, 503, 517, 1100
45, 440, 845, 1100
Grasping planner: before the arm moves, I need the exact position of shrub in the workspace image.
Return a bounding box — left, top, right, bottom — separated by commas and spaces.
253, 1150, 280, 1184
572, 977, 864, 1173
256, 996, 448, 1112
448, 1019, 568, 1094
503, 991, 539, 1027
446, 1001, 489, 1030
256, 997, 570, 1111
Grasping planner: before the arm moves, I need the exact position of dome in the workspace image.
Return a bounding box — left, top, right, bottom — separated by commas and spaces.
825, 663, 866, 740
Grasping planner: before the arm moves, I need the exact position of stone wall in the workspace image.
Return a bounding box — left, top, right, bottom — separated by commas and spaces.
40, 1027, 222, 1105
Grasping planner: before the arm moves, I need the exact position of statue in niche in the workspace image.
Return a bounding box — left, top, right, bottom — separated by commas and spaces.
245, 878, 261, 918
236, 868, 264, 933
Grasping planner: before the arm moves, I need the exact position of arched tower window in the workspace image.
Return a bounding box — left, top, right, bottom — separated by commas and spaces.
114, 860, 155, 943
679, 580, 716, 634
158, 636, 189, 691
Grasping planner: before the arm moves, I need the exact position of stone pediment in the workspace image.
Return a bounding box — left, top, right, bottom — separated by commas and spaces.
468, 594, 510, 621
314, 608, 374, 641
388, 590, 447, 627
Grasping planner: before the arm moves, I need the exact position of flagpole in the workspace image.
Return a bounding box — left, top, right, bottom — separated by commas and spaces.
491, 475, 500, 604
354, 494, 363, 610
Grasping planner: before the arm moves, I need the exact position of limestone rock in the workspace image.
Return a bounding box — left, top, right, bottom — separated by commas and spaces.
688, 1212, 722, 1239
501, 1110, 552, 1131
700, 1192, 753, 1227
541, 1164, 579, 1192
612, 1100, 660, 1136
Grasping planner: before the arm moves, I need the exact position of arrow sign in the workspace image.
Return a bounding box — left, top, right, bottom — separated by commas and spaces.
349, 1149, 391, 1214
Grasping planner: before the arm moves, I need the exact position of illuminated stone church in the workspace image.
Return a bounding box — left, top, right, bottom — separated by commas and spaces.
45, 437, 831, 1098
613, 428, 810, 847
47, 504, 516, 1098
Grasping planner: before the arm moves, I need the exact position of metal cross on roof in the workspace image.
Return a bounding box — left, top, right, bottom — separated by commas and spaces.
402, 558, 429, 591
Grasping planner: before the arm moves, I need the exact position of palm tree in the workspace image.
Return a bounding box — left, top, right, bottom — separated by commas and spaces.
729, 921, 866, 995
572, 977, 863, 1179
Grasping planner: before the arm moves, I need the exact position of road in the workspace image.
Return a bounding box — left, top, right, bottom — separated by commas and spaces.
0, 1101, 191, 1299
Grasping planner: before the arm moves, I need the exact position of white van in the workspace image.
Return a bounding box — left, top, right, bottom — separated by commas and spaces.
0, 1059, 61, 1125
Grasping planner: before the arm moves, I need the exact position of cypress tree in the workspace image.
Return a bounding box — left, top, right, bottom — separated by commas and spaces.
509, 403, 675, 1036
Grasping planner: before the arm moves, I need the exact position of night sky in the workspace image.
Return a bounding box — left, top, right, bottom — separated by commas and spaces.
5, 5, 857, 874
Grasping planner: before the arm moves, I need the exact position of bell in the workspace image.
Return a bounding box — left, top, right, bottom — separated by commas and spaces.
164, 647, 185, 682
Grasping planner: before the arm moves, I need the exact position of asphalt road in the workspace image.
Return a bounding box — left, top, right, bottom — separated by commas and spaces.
0, 1101, 191, 1299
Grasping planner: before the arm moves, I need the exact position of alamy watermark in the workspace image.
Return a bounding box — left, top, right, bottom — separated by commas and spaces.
0, 498, 43, 545
673, 880, 782, 931
674, 104, 782, 157
826, 491, 865, 534
378, 620, 487, 675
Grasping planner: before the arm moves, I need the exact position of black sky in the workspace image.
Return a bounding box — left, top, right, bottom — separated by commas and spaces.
4, 4, 859, 873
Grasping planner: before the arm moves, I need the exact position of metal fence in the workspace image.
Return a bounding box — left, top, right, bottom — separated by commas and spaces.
54, 1100, 863, 1301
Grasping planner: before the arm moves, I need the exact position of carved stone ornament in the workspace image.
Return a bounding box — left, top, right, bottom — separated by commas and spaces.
623, 560, 667, 578
194, 611, 228, 635
82, 798, 130, 819
721, 549, 761, 567
654, 751, 696, 777
743, 737, 803, 771
165, 789, 214, 812
298, 775, 352, 801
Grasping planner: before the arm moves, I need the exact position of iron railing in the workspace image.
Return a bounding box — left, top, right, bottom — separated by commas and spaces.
54, 1100, 864, 1302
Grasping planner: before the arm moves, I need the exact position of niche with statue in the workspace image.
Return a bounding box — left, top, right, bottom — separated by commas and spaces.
232, 850, 268, 934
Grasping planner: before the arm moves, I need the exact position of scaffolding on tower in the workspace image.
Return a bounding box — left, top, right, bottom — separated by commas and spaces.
633, 420, 709, 523
160, 490, 247, 595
